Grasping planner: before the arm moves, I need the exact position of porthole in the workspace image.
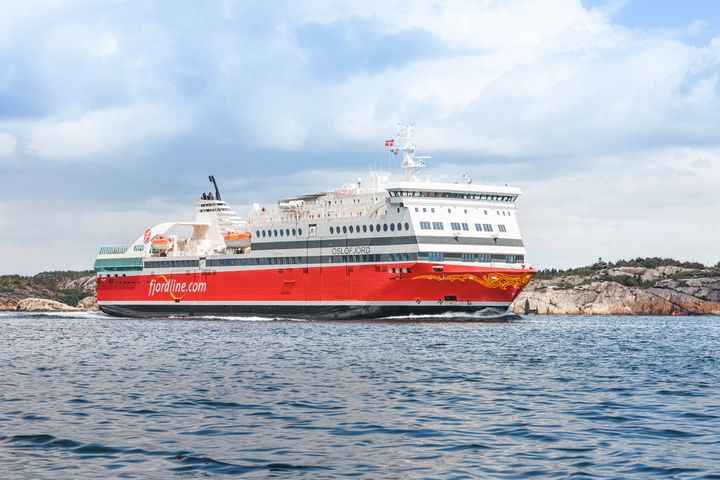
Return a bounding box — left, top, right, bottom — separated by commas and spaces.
349, 225, 354, 234
390, 223, 395, 231
262, 230, 266, 237
330, 227, 334, 234
369, 224, 374, 232
298, 228, 303, 236
397, 223, 402, 231
383, 224, 388, 232
404, 222, 409, 230
292, 228, 297, 235
286, 229, 290, 236
256, 231, 260, 237
362, 225, 367, 233
343, 226, 347, 234
279, 229, 284, 237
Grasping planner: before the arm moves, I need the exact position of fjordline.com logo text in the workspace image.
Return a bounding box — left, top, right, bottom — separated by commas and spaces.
148, 275, 207, 300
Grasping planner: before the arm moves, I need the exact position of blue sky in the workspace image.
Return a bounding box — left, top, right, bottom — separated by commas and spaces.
1, 0, 719, 274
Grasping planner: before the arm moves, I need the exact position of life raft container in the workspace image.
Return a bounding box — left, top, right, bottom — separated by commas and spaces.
224, 231, 251, 249
150, 235, 174, 252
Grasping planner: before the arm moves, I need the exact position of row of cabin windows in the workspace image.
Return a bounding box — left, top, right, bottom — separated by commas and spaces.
391, 191, 517, 202
450, 222, 470, 231
424, 253, 523, 264
256, 228, 304, 239
329, 222, 410, 235
419, 222, 508, 233
474, 223, 507, 233
413, 207, 512, 216
207, 253, 419, 267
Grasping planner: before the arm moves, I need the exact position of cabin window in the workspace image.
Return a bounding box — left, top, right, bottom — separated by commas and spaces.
415, 208, 419, 212
483, 224, 493, 232
506, 254, 517, 264
422, 208, 427, 212
498, 224, 507, 233
428, 252, 444, 262
432, 222, 444, 230
420, 221, 431, 230
461, 223, 469, 231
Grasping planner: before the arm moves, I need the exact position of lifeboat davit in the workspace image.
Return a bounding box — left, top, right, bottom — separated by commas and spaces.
151, 235, 174, 252
224, 231, 251, 249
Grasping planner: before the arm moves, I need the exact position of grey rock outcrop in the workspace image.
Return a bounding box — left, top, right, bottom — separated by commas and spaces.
16, 297, 80, 312
77, 295, 99, 310
511, 268, 720, 315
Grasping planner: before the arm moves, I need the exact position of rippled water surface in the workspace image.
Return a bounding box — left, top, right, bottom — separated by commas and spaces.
1, 312, 719, 479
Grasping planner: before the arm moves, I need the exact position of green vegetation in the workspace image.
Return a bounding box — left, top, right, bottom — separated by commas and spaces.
535, 257, 717, 283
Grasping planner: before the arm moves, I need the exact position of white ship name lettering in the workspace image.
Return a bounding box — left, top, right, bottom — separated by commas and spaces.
331, 246, 371, 256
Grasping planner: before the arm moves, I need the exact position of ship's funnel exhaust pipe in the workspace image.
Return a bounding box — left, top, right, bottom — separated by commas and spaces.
208, 175, 222, 201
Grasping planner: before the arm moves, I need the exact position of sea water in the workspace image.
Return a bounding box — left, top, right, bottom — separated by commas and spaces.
0, 312, 718, 479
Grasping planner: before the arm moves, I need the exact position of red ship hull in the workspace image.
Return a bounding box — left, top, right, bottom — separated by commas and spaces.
97, 262, 534, 319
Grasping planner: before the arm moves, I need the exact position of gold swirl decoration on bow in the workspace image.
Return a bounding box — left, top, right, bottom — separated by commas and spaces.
412, 272, 534, 290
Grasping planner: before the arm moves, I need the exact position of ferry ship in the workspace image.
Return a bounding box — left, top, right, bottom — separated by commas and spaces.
95, 125, 534, 319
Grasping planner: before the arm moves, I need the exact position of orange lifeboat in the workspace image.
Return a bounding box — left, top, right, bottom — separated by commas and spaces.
151, 235, 174, 252
224, 231, 251, 249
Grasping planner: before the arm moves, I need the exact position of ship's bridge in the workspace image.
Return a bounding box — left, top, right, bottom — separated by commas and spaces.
386, 181, 522, 204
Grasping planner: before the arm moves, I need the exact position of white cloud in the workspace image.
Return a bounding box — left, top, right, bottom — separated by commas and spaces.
0, 133, 17, 158
28, 103, 191, 160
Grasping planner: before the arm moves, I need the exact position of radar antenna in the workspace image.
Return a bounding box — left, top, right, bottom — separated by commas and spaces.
396, 123, 428, 181
208, 175, 222, 201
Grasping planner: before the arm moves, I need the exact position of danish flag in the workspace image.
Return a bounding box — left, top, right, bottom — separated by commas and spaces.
384, 139, 394, 147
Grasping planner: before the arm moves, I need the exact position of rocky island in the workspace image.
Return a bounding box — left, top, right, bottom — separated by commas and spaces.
0, 271, 96, 312
1, 258, 718, 315
510, 258, 720, 315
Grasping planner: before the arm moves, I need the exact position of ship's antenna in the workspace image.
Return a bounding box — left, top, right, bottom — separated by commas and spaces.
396, 123, 427, 181
208, 175, 222, 201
